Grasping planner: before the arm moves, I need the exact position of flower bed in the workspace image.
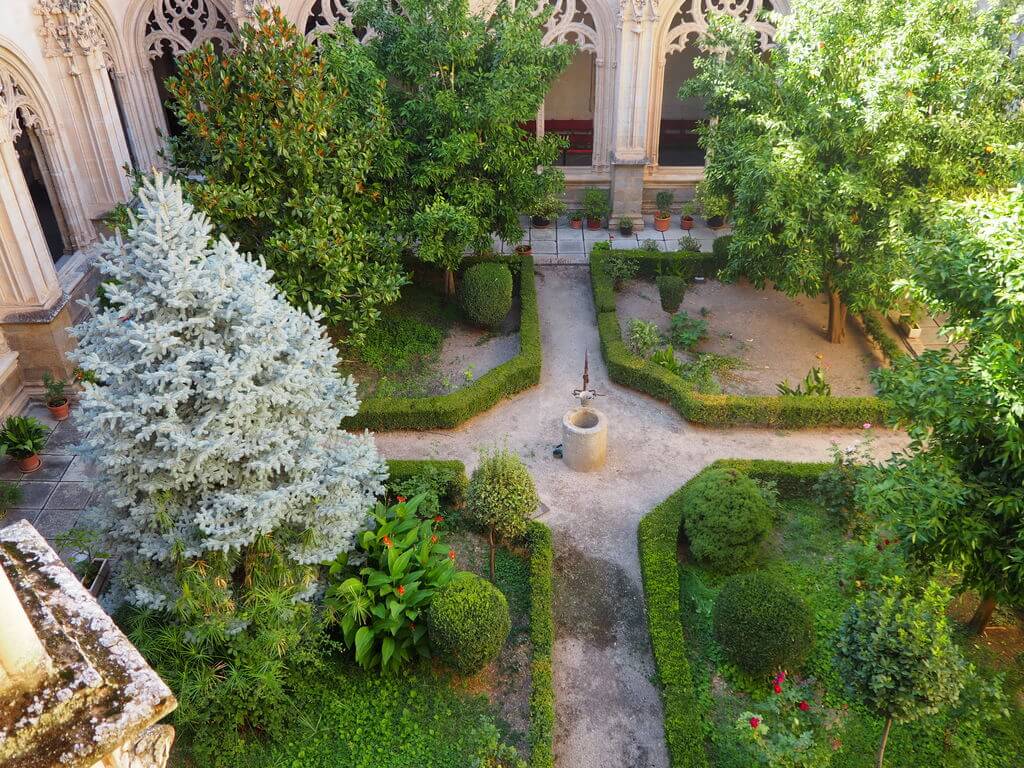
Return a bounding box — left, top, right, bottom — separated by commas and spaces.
344, 255, 541, 431
639, 459, 1024, 768
591, 243, 890, 428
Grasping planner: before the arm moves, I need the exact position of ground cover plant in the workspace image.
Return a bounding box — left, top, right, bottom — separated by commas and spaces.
591, 242, 889, 427
639, 460, 1024, 768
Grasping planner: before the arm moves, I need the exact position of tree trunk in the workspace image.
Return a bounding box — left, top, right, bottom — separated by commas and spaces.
876, 717, 893, 768
827, 287, 847, 344
487, 526, 496, 582
968, 593, 997, 635
444, 269, 456, 298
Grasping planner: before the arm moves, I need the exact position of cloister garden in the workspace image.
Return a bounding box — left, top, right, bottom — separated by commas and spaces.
2, 1, 1023, 767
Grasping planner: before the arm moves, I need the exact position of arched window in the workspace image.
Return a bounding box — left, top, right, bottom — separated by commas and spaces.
1, 70, 70, 265
656, 0, 774, 168
142, 0, 235, 137
303, 0, 370, 41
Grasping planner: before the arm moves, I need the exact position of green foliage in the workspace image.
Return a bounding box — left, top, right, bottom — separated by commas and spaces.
684, 0, 1024, 333
590, 245, 889, 427
0, 481, 21, 517
651, 346, 684, 376
325, 496, 456, 673
606, 250, 641, 287
356, 0, 570, 272
712, 235, 732, 263
459, 262, 514, 328
0, 416, 47, 459
776, 367, 832, 397
581, 188, 611, 222
345, 255, 540, 430
859, 310, 907, 364
526, 522, 555, 768
657, 275, 686, 313
466, 445, 538, 545
837, 534, 909, 596
677, 235, 701, 254
655, 190, 674, 217
167, 10, 405, 345
386, 459, 468, 510
813, 438, 874, 533
713, 571, 815, 679
835, 581, 966, 727
428, 571, 511, 674
682, 467, 773, 573
627, 318, 661, 358
736, 675, 834, 768
669, 311, 708, 350
42, 372, 67, 407
859, 186, 1024, 626
121, 535, 326, 736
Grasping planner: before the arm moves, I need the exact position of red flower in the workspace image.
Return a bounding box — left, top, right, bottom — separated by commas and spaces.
775, 671, 787, 684
431, 535, 438, 544
773, 683, 782, 694
382, 535, 393, 548
396, 495, 407, 503
396, 585, 405, 596
434, 515, 444, 523
749, 717, 761, 729
448, 549, 456, 561
799, 700, 810, 712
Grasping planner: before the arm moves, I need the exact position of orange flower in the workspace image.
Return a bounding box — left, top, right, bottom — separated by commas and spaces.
396, 585, 405, 596
382, 535, 393, 548
448, 549, 456, 561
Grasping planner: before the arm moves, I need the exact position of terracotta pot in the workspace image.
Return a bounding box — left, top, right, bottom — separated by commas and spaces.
47, 399, 70, 421
514, 244, 533, 257
681, 216, 694, 231
586, 217, 602, 230
569, 218, 583, 230
18, 454, 41, 473
654, 214, 670, 232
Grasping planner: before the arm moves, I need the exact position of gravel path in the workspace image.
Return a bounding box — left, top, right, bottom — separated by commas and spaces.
375, 265, 905, 768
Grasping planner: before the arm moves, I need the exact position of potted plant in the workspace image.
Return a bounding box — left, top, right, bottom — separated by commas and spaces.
581, 188, 610, 230
618, 216, 634, 236
514, 243, 533, 258
680, 201, 696, 231
896, 303, 923, 339
0, 481, 22, 521
1, 415, 48, 473
654, 191, 674, 232
54, 527, 111, 598
531, 193, 566, 229
42, 372, 70, 421
569, 210, 583, 229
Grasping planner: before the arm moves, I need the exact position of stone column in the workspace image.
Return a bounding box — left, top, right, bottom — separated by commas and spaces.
609, 0, 659, 228
36, 0, 133, 215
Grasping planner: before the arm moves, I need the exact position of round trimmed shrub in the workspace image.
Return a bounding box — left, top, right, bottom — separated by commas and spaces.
466, 446, 538, 544
712, 571, 814, 679
656, 275, 685, 313
681, 466, 772, 573
459, 263, 513, 328
427, 571, 511, 674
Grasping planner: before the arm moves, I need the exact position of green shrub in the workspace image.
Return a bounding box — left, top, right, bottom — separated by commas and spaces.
386, 459, 468, 509
460, 262, 513, 328
428, 571, 511, 675
681, 467, 772, 573
526, 521, 554, 768
581, 188, 610, 222
627, 318, 661, 357
668, 311, 708, 350
467, 445, 539, 578
606, 250, 640, 287
678, 235, 701, 254
657, 275, 686, 312
712, 571, 815, 679
712, 234, 732, 262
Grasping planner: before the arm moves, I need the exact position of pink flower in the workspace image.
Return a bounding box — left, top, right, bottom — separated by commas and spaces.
862, 422, 872, 430
775, 672, 787, 684
749, 717, 761, 729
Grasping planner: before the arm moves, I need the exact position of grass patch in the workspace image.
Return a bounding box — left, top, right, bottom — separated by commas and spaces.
641, 460, 1024, 768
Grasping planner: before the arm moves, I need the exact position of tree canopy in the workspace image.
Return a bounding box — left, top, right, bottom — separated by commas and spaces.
683, 0, 1024, 341
857, 186, 1024, 633
355, 0, 571, 277
167, 8, 407, 345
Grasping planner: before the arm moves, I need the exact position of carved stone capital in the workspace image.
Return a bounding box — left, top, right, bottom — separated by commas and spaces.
618, 0, 659, 25
106, 724, 175, 768
35, 0, 106, 59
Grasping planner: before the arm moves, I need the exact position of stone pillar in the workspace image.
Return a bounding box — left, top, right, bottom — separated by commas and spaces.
36, 0, 133, 215
609, 0, 659, 228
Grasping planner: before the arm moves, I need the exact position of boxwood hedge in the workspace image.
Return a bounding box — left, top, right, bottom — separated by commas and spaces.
638, 459, 829, 768
591, 243, 890, 428
345, 255, 541, 431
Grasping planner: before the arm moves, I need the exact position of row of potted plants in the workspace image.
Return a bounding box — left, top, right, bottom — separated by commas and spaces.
0, 373, 73, 473
530, 188, 727, 233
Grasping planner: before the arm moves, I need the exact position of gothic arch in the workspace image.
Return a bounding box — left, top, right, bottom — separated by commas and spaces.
647, 0, 787, 172
300, 0, 368, 40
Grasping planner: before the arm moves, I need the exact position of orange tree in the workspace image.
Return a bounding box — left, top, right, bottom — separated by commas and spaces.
684, 0, 1024, 342
167, 9, 406, 345
355, 0, 571, 292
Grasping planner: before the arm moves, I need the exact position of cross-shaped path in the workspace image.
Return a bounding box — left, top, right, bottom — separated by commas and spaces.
375, 266, 905, 768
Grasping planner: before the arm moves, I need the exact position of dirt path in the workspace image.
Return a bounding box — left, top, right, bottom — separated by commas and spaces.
374, 266, 905, 768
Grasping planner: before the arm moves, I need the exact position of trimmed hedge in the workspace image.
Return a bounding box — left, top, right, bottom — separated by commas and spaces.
345, 255, 541, 431
591, 243, 890, 428
859, 310, 909, 364
638, 459, 829, 768
384, 461, 554, 768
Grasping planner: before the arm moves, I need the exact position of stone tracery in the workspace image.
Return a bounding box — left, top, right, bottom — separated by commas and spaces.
0, 69, 41, 142
664, 0, 774, 54
142, 0, 236, 59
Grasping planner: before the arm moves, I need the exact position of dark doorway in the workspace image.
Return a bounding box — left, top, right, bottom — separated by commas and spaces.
14, 116, 68, 264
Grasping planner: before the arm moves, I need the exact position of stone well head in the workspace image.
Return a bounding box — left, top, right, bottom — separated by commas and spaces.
561, 406, 608, 472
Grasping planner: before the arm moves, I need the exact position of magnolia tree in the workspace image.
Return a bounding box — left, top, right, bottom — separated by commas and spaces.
72, 175, 386, 611
355, 0, 570, 292
858, 187, 1024, 634
684, 0, 1024, 341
